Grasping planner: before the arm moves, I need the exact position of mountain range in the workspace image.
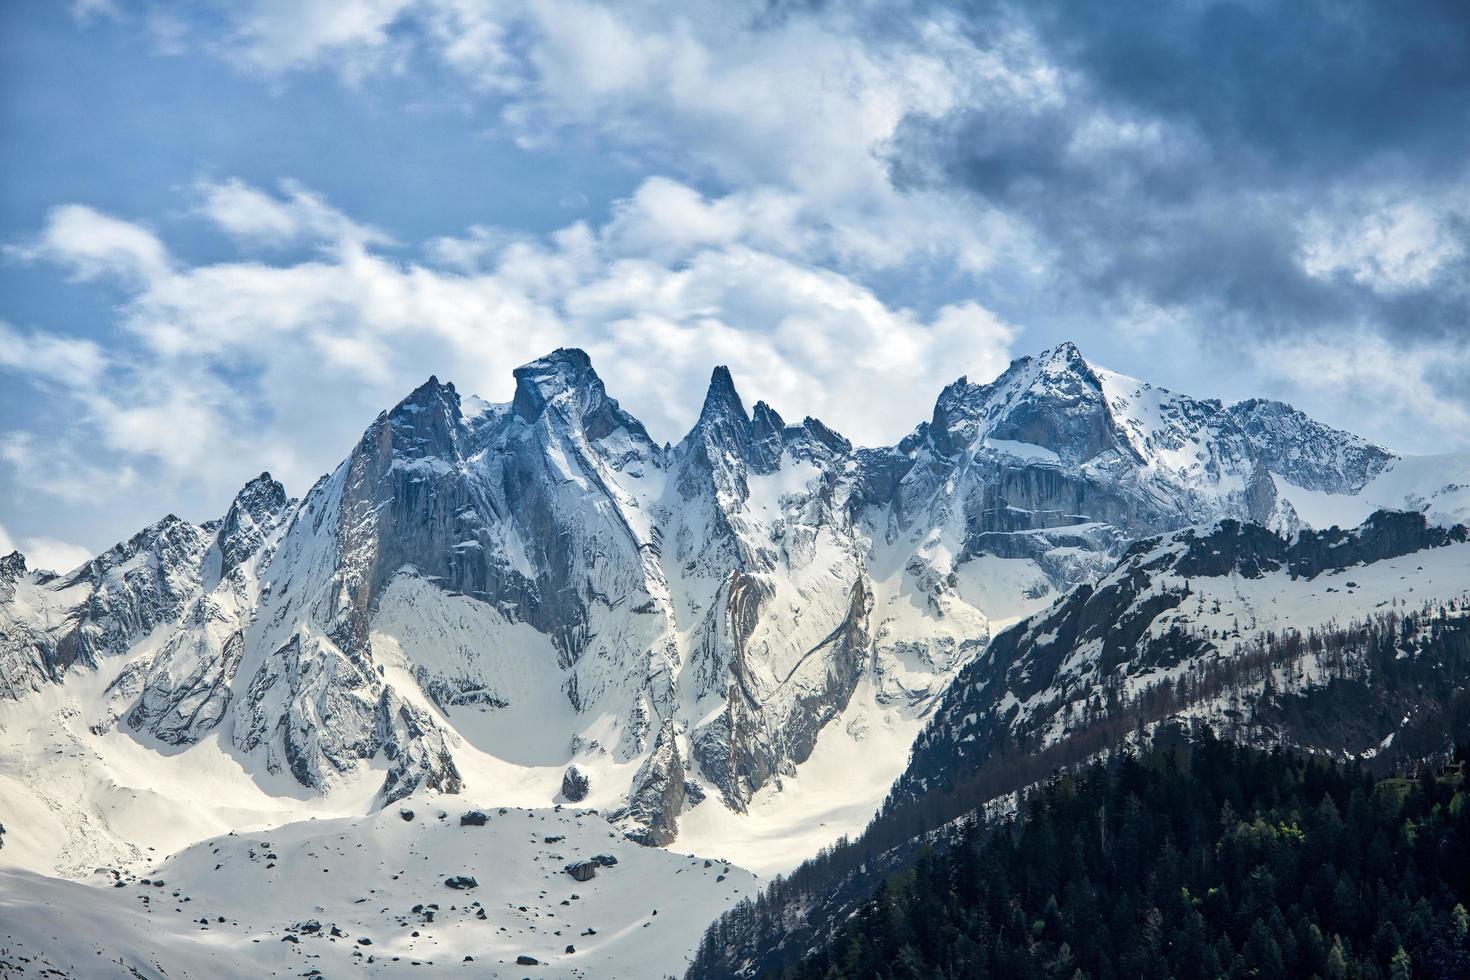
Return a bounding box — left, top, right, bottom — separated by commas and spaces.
2, 342, 1468, 977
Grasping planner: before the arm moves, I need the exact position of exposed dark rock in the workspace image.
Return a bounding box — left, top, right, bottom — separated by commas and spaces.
560, 764, 589, 802
623, 720, 686, 845
564, 861, 597, 882
459, 810, 488, 826
444, 876, 478, 889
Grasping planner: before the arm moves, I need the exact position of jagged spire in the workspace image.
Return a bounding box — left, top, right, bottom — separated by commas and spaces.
697, 366, 748, 425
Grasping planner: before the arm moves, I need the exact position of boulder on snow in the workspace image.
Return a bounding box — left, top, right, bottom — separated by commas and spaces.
444, 875, 478, 889
399, 809, 414, 821
459, 810, 488, 826
561, 764, 590, 802
591, 853, 618, 867
564, 860, 597, 882
517, 954, 540, 965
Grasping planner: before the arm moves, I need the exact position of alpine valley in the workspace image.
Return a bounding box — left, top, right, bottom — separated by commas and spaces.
2, 342, 1468, 979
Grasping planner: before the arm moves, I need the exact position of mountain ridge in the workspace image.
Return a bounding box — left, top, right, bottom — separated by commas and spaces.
2, 341, 1467, 864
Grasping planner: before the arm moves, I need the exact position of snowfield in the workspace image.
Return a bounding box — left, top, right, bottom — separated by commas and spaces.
0, 801, 757, 979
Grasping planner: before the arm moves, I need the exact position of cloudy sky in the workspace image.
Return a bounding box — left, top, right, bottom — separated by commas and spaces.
2, 0, 1468, 569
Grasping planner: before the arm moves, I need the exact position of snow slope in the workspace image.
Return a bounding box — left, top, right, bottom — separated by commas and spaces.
0, 801, 756, 979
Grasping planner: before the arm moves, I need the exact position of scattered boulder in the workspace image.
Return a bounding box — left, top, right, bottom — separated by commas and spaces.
445, 875, 478, 890
544, 834, 565, 844
564, 860, 597, 882
561, 765, 590, 802
516, 954, 540, 965
399, 809, 414, 821
459, 810, 488, 826
591, 854, 618, 867
564, 944, 576, 954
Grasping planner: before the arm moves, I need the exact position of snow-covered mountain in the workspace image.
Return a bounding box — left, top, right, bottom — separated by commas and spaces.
2, 342, 1466, 864
893, 509, 1470, 808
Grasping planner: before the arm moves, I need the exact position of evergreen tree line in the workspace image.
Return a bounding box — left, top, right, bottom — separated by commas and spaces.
783, 732, 1470, 979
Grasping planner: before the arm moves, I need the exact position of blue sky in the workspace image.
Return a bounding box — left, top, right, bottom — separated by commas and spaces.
2, 0, 1468, 568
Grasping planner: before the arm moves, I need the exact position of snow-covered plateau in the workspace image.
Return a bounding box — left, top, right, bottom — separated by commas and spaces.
2, 342, 1466, 977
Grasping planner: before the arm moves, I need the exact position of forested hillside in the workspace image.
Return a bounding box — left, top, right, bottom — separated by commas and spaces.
778, 733, 1470, 979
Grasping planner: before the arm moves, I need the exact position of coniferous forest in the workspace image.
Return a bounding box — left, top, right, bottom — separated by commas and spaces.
782, 734, 1470, 980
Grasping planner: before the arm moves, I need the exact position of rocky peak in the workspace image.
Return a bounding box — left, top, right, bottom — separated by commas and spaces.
230, 472, 289, 521
1226, 397, 1395, 493
0, 551, 25, 582
928, 341, 1112, 462
0, 551, 25, 603
62, 514, 195, 588
216, 472, 291, 581
795, 417, 851, 459
511, 348, 652, 445
383, 376, 465, 462
750, 401, 785, 438
698, 366, 748, 426
1032, 339, 1089, 373
677, 368, 776, 482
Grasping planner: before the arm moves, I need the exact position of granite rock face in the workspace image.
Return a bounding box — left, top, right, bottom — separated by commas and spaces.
2, 343, 1460, 845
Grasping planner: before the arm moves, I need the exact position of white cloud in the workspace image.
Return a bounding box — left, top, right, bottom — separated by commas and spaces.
195, 178, 391, 248
0, 522, 94, 574
10, 204, 172, 283
0, 433, 140, 504
187, 1, 1045, 279
1300, 194, 1468, 292
5, 177, 1018, 517
225, 0, 418, 78
0, 321, 107, 387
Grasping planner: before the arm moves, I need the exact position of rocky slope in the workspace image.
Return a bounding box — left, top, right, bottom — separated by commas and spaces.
1, 342, 1465, 854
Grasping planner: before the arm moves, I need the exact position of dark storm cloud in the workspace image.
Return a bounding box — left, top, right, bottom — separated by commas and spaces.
1034, 0, 1470, 175
888, 0, 1470, 342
